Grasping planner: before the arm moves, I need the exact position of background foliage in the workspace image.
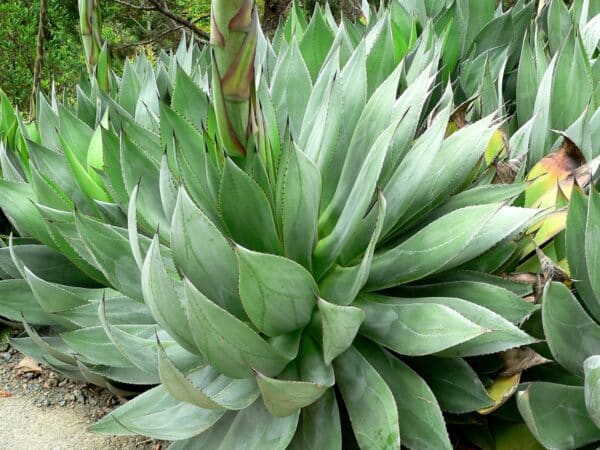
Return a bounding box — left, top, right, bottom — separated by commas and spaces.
0, 0, 214, 110
0, 0, 366, 111
0, 0, 83, 110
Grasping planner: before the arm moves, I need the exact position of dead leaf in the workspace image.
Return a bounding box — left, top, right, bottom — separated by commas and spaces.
450, 103, 468, 129
16, 356, 42, 374
494, 155, 524, 184
0, 390, 12, 398
532, 273, 545, 304
534, 244, 570, 283
573, 154, 600, 188
501, 272, 539, 285
500, 348, 551, 377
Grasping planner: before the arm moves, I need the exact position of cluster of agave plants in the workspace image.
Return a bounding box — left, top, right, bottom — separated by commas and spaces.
2, 0, 600, 448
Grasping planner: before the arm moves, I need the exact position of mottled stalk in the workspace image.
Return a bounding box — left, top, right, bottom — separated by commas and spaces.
79, 0, 110, 93
211, 0, 258, 158
29, 0, 47, 119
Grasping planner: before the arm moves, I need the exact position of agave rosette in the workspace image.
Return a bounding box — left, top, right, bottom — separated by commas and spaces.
0, 0, 597, 448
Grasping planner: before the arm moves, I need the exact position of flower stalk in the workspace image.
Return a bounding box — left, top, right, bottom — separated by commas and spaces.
211, 0, 258, 158
78, 0, 110, 93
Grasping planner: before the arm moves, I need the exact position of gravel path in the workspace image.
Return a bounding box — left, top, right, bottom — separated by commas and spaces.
0, 346, 164, 450
0, 393, 154, 450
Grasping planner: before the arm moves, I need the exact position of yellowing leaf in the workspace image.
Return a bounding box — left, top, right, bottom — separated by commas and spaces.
525, 139, 584, 209
485, 129, 508, 165
478, 373, 521, 415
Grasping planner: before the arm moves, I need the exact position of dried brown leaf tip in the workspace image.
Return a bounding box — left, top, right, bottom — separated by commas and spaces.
534, 244, 570, 283
502, 272, 539, 285
500, 348, 550, 377
494, 155, 524, 184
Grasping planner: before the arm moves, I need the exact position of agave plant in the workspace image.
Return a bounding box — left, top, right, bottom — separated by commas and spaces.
0, 0, 597, 448
517, 186, 600, 449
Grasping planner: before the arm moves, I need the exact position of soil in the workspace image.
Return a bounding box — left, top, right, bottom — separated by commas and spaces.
0, 346, 166, 450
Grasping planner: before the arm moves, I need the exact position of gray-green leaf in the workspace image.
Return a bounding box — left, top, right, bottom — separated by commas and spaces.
334, 346, 400, 450
237, 247, 317, 337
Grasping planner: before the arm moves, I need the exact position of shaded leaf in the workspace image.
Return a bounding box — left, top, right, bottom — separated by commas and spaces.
90, 385, 224, 440
517, 382, 600, 449
334, 346, 400, 450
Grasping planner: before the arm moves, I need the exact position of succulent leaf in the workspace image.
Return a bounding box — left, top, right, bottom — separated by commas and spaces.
334, 346, 401, 450
90, 385, 225, 440
517, 382, 600, 450
237, 246, 317, 336
542, 281, 600, 377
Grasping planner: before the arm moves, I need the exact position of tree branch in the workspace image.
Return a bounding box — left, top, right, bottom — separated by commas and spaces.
160, 0, 179, 29
114, 0, 209, 42
145, 0, 209, 41
117, 24, 186, 49
113, 0, 154, 11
